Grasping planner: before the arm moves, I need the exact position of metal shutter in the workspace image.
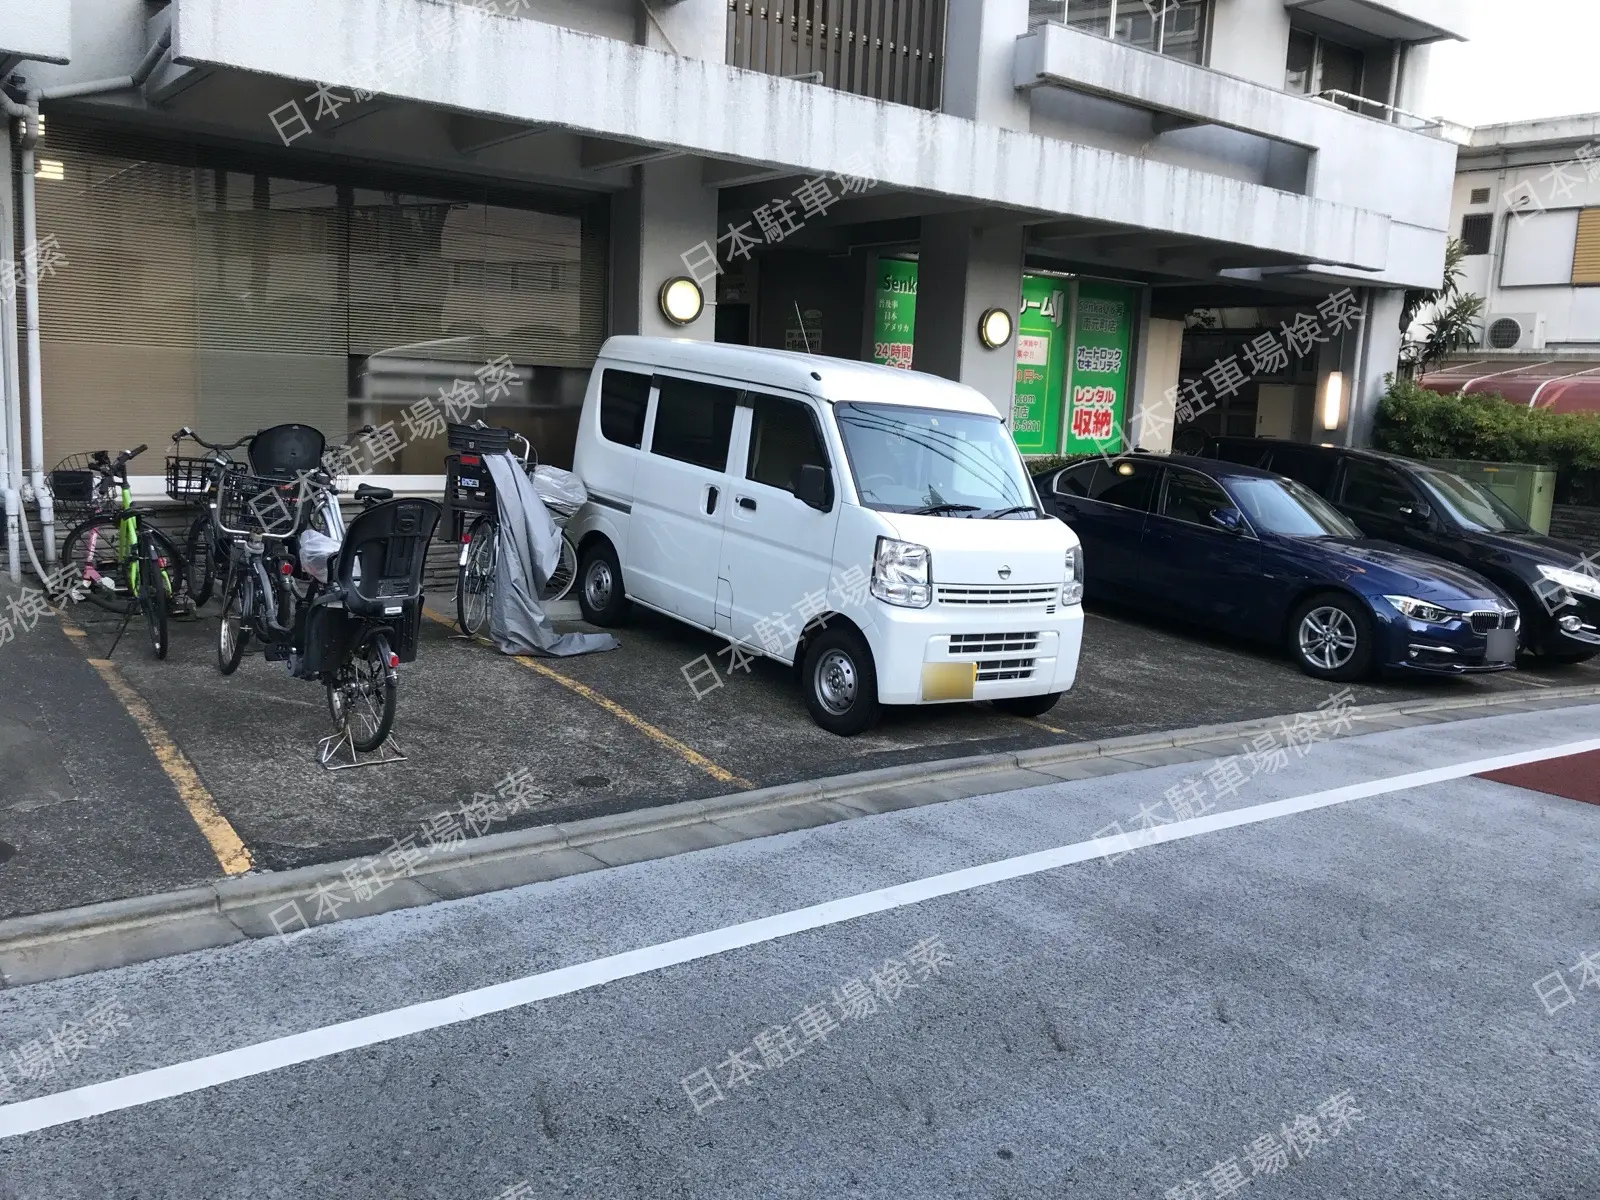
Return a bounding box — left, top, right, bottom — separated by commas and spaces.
1573, 207, 1600, 286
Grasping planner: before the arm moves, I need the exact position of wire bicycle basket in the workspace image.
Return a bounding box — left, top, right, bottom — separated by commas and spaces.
48, 453, 114, 525
213, 470, 308, 540
166, 453, 233, 502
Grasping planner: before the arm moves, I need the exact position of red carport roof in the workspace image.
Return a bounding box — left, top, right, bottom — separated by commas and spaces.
1423, 359, 1600, 414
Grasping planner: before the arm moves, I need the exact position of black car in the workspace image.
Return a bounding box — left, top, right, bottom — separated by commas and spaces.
1034, 455, 1521, 682
1204, 438, 1600, 665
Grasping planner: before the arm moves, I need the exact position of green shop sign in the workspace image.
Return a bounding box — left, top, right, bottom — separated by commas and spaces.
871, 259, 919, 369
1063, 280, 1137, 456
1010, 275, 1068, 455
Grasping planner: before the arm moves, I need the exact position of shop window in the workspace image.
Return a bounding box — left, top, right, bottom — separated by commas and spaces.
1459, 213, 1493, 258
649, 377, 739, 472
1160, 468, 1233, 526
1032, 0, 1209, 63
746, 394, 828, 495
599, 370, 651, 448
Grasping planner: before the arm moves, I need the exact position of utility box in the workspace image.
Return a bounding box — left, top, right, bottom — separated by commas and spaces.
1427, 459, 1557, 534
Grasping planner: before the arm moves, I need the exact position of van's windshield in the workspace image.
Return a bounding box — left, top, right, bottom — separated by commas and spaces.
834, 403, 1040, 517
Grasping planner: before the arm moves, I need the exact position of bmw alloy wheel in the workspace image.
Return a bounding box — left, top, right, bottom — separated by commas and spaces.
1298, 605, 1358, 671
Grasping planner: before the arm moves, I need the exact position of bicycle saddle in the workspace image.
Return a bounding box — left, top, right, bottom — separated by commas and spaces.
355, 483, 394, 502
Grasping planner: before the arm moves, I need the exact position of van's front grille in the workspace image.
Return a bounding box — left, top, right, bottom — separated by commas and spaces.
950, 632, 1040, 655
976, 658, 1036, 682
937, 584, 1058, 607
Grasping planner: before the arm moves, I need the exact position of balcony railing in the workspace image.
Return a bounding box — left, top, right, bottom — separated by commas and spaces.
726, 1, 946, 111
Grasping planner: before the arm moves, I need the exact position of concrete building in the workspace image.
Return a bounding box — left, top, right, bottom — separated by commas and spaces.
0, 0, 1469, 574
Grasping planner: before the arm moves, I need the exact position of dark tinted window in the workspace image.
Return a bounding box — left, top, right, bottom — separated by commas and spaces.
1339, 460, 1417, 516
1053, 462, 1100, 497
1211, 439, 1272, 469
747, 394, 828, 495
1460, 213, 1493, 257
1159, 468, 1234, 527
1263, 446, 1338, 495
599, 369, 651, 449
1088, 460, 1158, 512
650, 376, 739, 472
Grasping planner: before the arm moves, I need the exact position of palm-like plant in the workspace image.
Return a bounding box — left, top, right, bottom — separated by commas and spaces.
1400, 238, 1485, 377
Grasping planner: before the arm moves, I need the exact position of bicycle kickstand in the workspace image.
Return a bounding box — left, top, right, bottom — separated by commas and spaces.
105, 608, 134, 659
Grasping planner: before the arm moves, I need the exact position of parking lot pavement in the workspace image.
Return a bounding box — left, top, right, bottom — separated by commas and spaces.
2, 707, 1597, 1198
5, 588, 1597, 922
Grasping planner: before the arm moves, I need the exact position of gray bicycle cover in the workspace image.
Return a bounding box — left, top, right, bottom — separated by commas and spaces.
484, 453, 618, 658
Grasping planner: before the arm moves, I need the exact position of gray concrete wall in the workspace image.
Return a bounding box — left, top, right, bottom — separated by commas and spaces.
912, 215, 1024, 419
610, 156, 718, 340
1207, 0, 1292, 88
1132, 318, 1184, 454
0, 0, 71, 63
942, 0, 1029, 130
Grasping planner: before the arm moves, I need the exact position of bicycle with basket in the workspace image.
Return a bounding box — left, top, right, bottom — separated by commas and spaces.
445, 421, 581, 638
166, 426, 252, 606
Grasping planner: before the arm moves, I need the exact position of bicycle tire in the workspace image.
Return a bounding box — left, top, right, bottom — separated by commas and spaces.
59, 515, 135, 614
139, 539, 169, 660
328, 635, 397, 752
216, 565, 248, 675
540, 533, 578, 604
184, 512, 218, 607
457, 514, 495, 636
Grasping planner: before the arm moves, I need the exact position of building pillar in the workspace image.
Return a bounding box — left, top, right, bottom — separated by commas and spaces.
1345, 288, 1405, 446
637, 0, 727, 62
610, 156, 719, 340
1132, 317, 1184, 454
942, 0, 1031, 129
912, 215, 1024, 419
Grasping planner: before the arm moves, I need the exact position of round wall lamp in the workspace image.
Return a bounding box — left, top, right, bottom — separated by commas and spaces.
978, 307, 1014, 349
659, 276, 705, 326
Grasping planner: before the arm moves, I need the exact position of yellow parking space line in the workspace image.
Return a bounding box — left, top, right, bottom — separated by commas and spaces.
423, 607, 753, 788
59, 620, 254, 875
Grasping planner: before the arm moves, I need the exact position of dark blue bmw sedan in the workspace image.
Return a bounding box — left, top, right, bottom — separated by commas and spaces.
1034, 455, 1523, 682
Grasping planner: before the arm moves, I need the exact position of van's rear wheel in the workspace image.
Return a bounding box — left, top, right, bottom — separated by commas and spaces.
802, 626, 880, 737
577, 540, 631, 627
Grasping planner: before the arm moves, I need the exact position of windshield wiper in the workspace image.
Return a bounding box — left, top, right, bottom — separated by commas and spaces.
986, 505, 1039, 519
909, 503, 981, 515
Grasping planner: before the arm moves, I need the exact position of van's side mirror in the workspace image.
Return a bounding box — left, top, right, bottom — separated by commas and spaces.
795, 464, 831, 511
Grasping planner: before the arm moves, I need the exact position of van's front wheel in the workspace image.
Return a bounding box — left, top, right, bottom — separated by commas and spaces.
802, 626, 881, 737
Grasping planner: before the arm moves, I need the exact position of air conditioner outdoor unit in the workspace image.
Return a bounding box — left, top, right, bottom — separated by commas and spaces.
1483, 313, 1547, 351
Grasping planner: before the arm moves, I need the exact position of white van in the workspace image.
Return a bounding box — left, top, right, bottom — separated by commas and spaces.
568, 337, 1085, 735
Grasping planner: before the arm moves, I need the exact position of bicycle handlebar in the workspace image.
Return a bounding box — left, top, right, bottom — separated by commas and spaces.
172, 427, 252, 454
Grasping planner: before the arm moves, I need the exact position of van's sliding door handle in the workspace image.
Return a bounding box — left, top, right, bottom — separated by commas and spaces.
705, 486, 719, 515
737, 497, 757, 512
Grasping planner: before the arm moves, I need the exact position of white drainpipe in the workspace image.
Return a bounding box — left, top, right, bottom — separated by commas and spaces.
18, 92, 51, 564
0, 143, 22, 582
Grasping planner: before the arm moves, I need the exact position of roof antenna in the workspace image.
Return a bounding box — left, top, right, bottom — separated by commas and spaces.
793, 302, 813, 355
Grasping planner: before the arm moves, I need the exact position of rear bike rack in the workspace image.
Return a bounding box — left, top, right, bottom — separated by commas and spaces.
316, 726, 407, 771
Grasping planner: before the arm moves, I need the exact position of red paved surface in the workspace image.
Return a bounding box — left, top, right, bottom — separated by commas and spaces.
1479, 751, 1600, 806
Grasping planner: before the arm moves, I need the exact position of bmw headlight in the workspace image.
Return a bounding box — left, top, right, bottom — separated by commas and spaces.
871, 537, 931, 608
1385, 595, 1453, 624
1062, 545, 1085, 606
1537, 564, 1600, 602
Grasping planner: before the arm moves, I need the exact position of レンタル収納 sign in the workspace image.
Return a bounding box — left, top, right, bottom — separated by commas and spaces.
1063, 280, 1136, 455
1010, 274, 1067, 454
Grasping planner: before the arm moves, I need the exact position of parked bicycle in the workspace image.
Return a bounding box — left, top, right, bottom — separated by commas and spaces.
169, 426, 252, 606
211, 444, 439, 754
446, 422, 580, 637
54, 445, 181, 658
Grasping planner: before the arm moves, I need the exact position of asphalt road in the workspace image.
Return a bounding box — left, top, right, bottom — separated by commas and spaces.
1, 704, 1596, 1199
4, 574, 1596, 922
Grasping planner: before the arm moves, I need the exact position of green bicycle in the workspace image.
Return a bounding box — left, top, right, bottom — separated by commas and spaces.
56, 445, 181, 659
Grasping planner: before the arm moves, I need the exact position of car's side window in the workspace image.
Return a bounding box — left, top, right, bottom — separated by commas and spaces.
1054, 463, 1100, 497
648, 375, 740, 472
1088, 460, 1158, 512
1159, 468, 1234, 528
1339, 461, 1415, 516
598, 369, 652, 449
746, 393, 829, 496
1267, 447, 1338, 496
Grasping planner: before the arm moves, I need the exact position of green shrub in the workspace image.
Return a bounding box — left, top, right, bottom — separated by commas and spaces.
1373, 377, 1600, 481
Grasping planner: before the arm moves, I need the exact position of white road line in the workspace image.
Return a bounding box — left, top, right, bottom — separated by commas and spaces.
4, 736, 1597, 1140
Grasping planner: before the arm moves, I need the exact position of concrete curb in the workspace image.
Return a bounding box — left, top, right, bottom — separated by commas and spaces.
3, 684, 1598, 987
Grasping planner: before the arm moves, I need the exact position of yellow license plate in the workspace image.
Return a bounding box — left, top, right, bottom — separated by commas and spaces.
921, 661, 977, 701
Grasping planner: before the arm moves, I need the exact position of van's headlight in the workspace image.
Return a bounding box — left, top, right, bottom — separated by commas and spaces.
1062, 546, 1085, 606
1385, 595, 1453, 624
871, 537, 931, 608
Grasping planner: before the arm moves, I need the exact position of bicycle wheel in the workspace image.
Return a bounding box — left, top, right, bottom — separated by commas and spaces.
327, 635, 397, 753
139, 539, 169, 660
539, 532, 579, 604
216, 564, 249, 675
457, 515, 495, 636
59, 515, 134, 614
184, 513, 218, 607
